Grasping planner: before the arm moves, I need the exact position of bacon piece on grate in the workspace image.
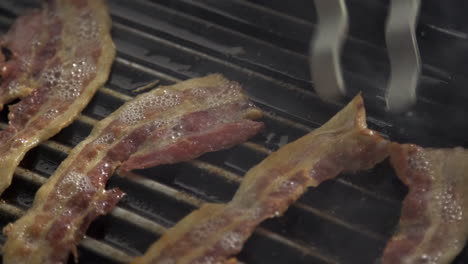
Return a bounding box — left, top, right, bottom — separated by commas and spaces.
3, 74, 263, 264
132, 94, 389, 264
382, 143, 468, 264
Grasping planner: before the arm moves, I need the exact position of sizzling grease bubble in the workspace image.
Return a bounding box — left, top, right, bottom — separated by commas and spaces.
41, 59, 95, 100
280, 179, 299, 192
173, 123, 184, 131
62, 209, 73, 217
44, 108, 59, 119
119, 105, 144, 125
191, 83, 241, 109
219, 231, 243, 251
41, 66, 61, 86
100, 162, 111, 175
408, 151, 432, 177
151, 120, 166, 129
94, 133, 115, 145
75, 12, 100, 41
57, 171, 95, 201
51, 204, 64, 215
418, 252, 442, 264
158, 90, 181, 108
54, 80, 81, 100
119, 91, 181, 124
13, 136, 29, 145
436, 187, 463, 222
70, 59, 96, 80
19, 56, 32, 71
7, 80, 20, 96
9, 223, 35, 249
13, 137, 39, 146
147, 120, 168, 137
169, 130, 183, 140
203, 83, 242, 109
192, 87, 209, 97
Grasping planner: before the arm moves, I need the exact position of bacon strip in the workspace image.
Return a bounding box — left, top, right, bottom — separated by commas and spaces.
0, 0, 115, 194
383, 144, 468, 264
2, 74, 263, 264
132, 95, 389, 264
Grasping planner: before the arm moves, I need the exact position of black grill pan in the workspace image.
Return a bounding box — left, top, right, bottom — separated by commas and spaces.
0, 0, 468, 263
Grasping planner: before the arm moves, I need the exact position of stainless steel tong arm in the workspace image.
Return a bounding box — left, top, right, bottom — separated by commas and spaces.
311, 0, 421, 113
310, 0, 348, 102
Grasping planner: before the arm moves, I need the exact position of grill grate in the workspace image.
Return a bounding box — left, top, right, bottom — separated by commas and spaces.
1, 0, 468, 263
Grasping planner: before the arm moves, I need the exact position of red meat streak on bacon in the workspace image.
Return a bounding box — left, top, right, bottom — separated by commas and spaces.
119, 102, 261, 172
132, 95, 390, 264
3, 74, 263, 264
0, 0, 115, 196
383, 144, 468, 264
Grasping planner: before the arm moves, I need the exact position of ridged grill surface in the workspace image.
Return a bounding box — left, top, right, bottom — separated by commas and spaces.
0, 0, 468, 263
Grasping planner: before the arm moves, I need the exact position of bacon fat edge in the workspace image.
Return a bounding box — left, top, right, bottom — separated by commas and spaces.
132, 95, 389, 264
2, 74, 263, 264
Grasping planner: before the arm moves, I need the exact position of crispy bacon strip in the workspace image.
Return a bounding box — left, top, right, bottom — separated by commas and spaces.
132, 95, 389, 264
383, 144, 468, 264
0, 0, 115, 194
2, 74, 263, 264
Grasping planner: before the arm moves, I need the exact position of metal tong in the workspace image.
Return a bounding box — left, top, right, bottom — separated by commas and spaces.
310, 0, 421, 113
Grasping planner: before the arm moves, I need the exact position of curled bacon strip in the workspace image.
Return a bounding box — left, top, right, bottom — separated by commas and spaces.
132, 95, 389, 264
2, 74, 263, 264
0, 0, 115, 194
383, 144, 468, 264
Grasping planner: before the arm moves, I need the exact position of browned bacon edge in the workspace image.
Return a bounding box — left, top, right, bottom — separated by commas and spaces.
2, 74, 263, 264
0, 0, 116, 195
132, 94, 389, 264
383, 143, 468, 264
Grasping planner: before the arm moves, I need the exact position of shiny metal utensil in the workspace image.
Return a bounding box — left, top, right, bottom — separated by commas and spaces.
385, 0, 421, 113
310, 0, 348, 102
311, 0, 421, 113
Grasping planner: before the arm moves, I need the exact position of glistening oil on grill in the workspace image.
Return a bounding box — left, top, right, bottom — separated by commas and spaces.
1, 0, 468, 263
